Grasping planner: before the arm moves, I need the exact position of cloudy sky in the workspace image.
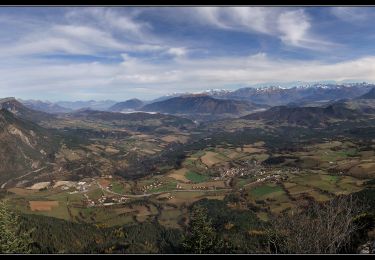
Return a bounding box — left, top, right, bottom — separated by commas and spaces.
1, 6, 375, 101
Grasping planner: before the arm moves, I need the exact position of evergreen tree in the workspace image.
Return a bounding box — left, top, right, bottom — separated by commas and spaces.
182, 205, 229, 254
0, 200, 33, 254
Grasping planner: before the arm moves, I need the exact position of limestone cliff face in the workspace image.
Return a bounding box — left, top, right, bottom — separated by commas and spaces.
0, 109, 57, 182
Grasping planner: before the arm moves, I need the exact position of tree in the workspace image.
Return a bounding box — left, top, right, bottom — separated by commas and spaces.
0, 200, 33, 254
182, 205, 230, 254
265, 195, 366, 254
182, 205, 215, 254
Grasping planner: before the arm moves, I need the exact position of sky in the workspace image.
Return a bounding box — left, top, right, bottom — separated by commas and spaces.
1, 6, 375, 101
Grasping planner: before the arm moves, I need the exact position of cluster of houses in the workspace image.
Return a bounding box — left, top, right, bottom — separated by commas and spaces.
52, 179, 95, 194
97, 195, 112, 205
83, 194, 95, 207
86, 194, 128, 207
140, 180, 163, 192
219, 167, 249, 178
213, 161, 300, 186
77, 181, 91, 192
112, 196, 128, 204
217, 165, 263, 179
166, 194, 174, 200
256, 174, 284, 183
279, 167, 300, 174
254, 168, 296, 183
192, 185, 210, 190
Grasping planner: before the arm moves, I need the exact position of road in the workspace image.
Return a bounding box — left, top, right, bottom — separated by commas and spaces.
95, 180, 232, 198
1, 166, 47, 189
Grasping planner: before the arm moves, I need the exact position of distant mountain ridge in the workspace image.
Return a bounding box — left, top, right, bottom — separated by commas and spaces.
20, 99, 72, 114
144, 83, 374, 107
357, 87, 375, 99
243, 102, 362, 127
8, 83, 375, 115
63, 108, 196, 133
219, 83, 374, 105
109, 99, 144, 112
55, 100, 117, 111
141, 95, 264, 116
0, 97, 55, 122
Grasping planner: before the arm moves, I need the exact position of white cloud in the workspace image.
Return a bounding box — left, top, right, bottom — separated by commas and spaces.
166, 47, 187, 57
277, 10, 311, 47
331, 7, 371, 23
2, 51, 375, 101
192, 7, 334, 51
0, 24, 126, 57
0, 8, 184, 59
65, 8, 152, 41
0, 7, 369, 101
194, 7, 272, 33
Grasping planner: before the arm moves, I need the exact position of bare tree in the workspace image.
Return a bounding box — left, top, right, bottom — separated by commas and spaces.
265, 195, 366, 254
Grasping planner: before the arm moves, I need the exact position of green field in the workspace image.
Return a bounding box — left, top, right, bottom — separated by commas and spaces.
250, 184, 283, 198
237, 178, 249, 187
323, 175, 339, 182
185, 171, 209, 183
111, 181, 126, 194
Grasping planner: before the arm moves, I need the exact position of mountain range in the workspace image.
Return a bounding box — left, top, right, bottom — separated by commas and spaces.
357, 87, 375, 99
243, 102, 363, 127
218, 83, 374, 105
20, 99, 72, 114
240, 87, 375, 127
55, 100, 117, 111
0, 97, 55, 122
108, 99, 144, 112
14, 83, 375, 121
141, 94, 265, 116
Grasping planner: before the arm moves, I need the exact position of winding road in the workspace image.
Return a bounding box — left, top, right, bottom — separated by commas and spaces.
95, 180, 232, 199
1, 166, 47, 189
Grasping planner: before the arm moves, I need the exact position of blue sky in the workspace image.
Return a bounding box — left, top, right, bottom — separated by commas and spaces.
0, 7, 375, 101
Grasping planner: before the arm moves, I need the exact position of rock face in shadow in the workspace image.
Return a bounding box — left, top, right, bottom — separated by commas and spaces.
243, 102, 362, 127
141, 95, 262, 115
358, 88, 375, 100
109, 99, 144, 112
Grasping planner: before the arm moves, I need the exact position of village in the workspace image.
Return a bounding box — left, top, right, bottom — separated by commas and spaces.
139, 179, 164, 193
24, 176, 131, 208
213, 159, 301, 185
